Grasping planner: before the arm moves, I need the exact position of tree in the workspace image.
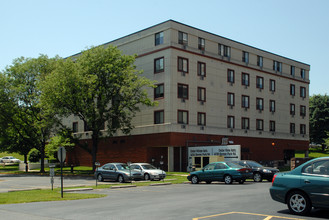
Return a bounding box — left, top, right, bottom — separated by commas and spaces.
0, 55, 60, 172
40, 45, 155, 171
309, 94, 329, 150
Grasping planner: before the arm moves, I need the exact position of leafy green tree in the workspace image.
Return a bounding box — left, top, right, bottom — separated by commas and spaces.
46, 132, 74, 162
309, 94, 329, 150
40, 45, 155, 171
0, 55, 60, 172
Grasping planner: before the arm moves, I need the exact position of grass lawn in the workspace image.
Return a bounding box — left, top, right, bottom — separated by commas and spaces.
295, 146, 329, 158
0, 189, 106, 204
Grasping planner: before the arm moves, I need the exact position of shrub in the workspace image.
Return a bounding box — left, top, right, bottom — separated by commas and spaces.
28, 148, 41, 163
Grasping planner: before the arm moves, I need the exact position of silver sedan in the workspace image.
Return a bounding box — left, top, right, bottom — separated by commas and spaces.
130, 163, 166, 180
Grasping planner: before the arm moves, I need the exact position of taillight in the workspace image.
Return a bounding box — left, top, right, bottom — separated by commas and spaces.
272, 174, 277, 185
237, 168, 251, 173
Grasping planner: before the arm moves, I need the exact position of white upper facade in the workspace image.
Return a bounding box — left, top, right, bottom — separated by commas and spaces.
67, 20, 310, 141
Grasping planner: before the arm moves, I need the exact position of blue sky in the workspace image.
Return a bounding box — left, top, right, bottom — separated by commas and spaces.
1, 0, 328, 95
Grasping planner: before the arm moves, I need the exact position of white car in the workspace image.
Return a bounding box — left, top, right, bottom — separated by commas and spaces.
1, 156, 21, 163
130, 163, 166, 180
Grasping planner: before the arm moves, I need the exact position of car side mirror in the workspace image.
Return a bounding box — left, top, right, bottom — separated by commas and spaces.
202, 168, 205, 172
114, 168, 117, 172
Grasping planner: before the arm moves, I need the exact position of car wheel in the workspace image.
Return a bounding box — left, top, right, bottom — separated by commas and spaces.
97, 174, 103, 182
224, 175, 233, 184
118, 175, 125, 183
144, 173, 151, 181
191, 175, 199, 184
253, 172, 263, 182
206, 181, 212, 184
238, 179, 245, 184
287, 191, 312, 215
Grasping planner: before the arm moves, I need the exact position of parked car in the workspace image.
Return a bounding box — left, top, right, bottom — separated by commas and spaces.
130, 163, 166, 180
187, 161, 252, 184
233, 160, 279, 182
270, 157, 329, 215
94, 163, 143, 183
1, 156, 21, 163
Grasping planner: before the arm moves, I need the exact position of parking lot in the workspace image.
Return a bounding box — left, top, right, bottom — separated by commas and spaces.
0, 175, 329, 219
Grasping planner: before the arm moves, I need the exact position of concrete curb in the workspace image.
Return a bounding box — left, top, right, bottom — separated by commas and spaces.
63, 188, 93, 192
111, 185, 137, 189
8, 188, 42, 192
149, 182, 172, 186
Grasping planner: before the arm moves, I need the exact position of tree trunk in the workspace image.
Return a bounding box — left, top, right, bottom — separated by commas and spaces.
40, 143, 45, 173
91, 134, 99, 172
23, 154, 28, 172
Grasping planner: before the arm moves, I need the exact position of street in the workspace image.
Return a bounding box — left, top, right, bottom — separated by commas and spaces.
1, 175, 329, 219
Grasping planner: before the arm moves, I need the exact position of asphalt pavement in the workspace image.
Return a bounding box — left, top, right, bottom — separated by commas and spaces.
1, 175, 329, 219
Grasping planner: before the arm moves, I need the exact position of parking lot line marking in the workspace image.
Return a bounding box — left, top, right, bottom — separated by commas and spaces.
194, 211, 305, 220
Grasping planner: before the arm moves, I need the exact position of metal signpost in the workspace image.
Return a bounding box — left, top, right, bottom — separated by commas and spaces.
127, 161, 132, 184
49, 164, 55, 190
95, 162, 100, 187
57, 146, 66, 198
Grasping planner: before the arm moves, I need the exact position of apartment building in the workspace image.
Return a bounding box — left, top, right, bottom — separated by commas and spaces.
66, 20, 310, 171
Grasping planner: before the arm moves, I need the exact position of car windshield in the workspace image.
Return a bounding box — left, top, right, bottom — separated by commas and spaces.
226, 162, 244, 168
141, 164, 157, 170
247, 161, 263, 168
116, 164, 129, 170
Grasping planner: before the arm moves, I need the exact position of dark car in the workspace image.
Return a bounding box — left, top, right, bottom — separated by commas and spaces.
187, 161, 252, 184
94, 163, 143, 183
270, 157, 329, 215
233, 160, 279, 182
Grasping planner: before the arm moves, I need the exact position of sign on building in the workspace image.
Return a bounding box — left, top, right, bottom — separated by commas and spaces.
187, 145, 241, 171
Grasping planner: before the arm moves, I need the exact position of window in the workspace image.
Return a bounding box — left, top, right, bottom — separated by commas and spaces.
197, 87, 206, 102
290, 104, 295, 115
290, 84, 295, 96
155, 32, 164, 46
198, 37, 205, 50
257, 56, 263, 67
242, 73, 249, 86
269, 100, 275, 112
154, 84, 164, 99
178, 31, 188, 45
290, 123, 295, 134
154, 57, 164, 73
269, 79, 275, 92
197, 112, 206, 126
273, 61, 282, 72
291, 66, 295, 76
197, 62, 206, 77
72, 122, 78, 133
178, 110, 188, 124
256, 98, 264, 111
227, 69, 234, 83
270, 121, 276, 132
242, 95, 249, 108
242, 51, 249, 63
242, 117, 249, 130
300, 124, 306, 135
84, 121, 90, 132
301, 69, 306, 79
300, 105, 306, 117
154, 110, 164, 124
178, 57, 188, 73
218, 44, 231, 57
227, 116, 235, 128
256, 76, 264, 89
227, 93, 234, 106
256, 119, 264, 131
178, 84, 188, 99
300, 87, 306, 98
